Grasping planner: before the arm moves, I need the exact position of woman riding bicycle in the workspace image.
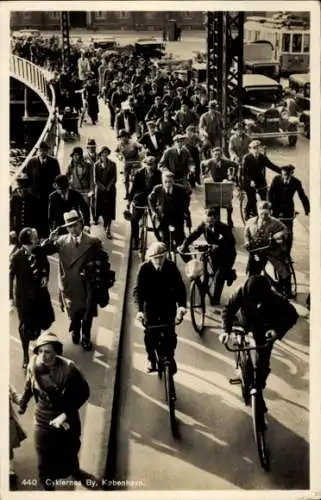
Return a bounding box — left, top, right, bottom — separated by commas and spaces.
115, 129, 142, 200
244, 201, 292, 298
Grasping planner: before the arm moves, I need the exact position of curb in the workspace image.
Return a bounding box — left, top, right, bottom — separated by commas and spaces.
77, 220, 132, 486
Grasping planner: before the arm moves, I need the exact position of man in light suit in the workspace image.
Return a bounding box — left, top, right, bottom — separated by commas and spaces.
42, 210, 106, 351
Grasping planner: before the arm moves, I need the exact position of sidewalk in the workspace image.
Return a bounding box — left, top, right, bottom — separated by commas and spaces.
10, 99, 132, 490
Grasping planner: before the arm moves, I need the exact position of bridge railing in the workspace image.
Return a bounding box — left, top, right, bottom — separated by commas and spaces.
10, 55, 60, 185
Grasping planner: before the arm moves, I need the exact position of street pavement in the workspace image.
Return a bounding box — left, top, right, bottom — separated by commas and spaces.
9, 100, 131, 490
9, 34, 310, 491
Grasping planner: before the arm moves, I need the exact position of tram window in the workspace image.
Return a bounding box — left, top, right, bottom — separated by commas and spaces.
292, 34, 302, 53
282, 33, 291, 52
254, 31, 260, 41
303, 34, 310, 53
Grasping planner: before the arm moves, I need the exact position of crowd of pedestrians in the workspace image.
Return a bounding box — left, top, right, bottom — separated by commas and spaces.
9, 32, 310, 490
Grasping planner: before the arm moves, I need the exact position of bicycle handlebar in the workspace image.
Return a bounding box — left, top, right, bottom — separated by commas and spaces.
223, 330, 272, 352
177, 243, 218, 256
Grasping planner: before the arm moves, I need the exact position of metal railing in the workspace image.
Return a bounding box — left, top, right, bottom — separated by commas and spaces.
10, 55, 60, 185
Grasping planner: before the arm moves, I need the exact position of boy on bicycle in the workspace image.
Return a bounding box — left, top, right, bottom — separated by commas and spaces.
134, 242, 187, 373
220, 275, 298, 411
178, 209, 237, 305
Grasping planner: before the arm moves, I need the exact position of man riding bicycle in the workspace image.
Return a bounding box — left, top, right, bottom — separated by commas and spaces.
268, 164, 310, 255
115, 129, 142, 200
134, 242, 187, 373
240, 140, 281, 220
220, 275, 298, 411
158, 134, 195, 196
228, 122, 250, 164
127, 156, 162, 250
178, 209, 237, 305
148, 170, 191, 248
244, 201, 292, 298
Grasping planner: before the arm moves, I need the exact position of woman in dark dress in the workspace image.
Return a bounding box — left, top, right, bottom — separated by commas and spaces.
83, 74, 99, 125
93, 146, 117, 239
18, 332, 90, 490
10, 228, 55, 369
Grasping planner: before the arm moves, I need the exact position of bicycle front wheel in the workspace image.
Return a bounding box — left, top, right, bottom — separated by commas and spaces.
251, 392, 270, 471
190, 279, 205, 335
164, 364, 178, 437
139, 217, 148, 262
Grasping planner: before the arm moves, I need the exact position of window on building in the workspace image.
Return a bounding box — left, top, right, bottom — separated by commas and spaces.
48, 12, 59, 19
303, 34, 310, 53
145, 12, 155, 21
119, 11, 130, 19
254, 30, 260, 42
292, 33, 303, 53
22, 12, 31, 19
95, 11, 106, 19
282, 33, 291, 52
182, 12, 191, 18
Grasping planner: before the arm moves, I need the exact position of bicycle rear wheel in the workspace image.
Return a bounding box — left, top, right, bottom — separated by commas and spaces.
139, 216, 148, 262
251, 392, 270, 471
189, 279, 205, 335
164, 364, 178, 437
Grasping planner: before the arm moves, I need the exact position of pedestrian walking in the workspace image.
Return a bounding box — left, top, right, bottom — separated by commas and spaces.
83, 74, 99, 125
66, 147, 93, 210
42, 210, 112, 351
93, 146, 117, 238
10, 228, 55, 368
10, 173, 40, 237
17, 332, 90, 490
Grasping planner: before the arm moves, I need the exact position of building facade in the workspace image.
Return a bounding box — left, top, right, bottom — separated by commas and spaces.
10, 11, 310, 31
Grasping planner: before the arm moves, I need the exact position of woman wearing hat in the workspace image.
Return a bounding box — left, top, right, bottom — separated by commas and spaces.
18, 332, 90, 490
10, 228, 55, 368
93, 146, 117, 238
116, 129, 142, 200
66, 147, 94, 210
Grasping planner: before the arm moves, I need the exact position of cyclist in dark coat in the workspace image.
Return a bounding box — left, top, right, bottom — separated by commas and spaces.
179, 209, 237, 305
220, 275, 298, 408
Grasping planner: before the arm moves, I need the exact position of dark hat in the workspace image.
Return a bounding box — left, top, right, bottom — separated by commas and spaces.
54, 174, 69, 189
70, 146, 83, 157
98, 146, 111, 156
280, 164, 295, 171
206, 208, 220, 218
33, 331, 63, 355
234, 122, 246, 130
38, 141, 49, 151
258, 200, 271, 211
87, 138, 96, 146
118, 129, 130, 139
123, 209, 133, 222
16, 173, 30, 186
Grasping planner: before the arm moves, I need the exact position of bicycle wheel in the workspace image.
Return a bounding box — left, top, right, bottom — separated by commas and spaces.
235, 350, 251, 405
239, 189, 247, 225
189, 279, 205, 335
164, 364, 178, 437
251, 392, 270, 471
205, 258, 215, 302
139, 216, 148, 262
289, 261, 297, 298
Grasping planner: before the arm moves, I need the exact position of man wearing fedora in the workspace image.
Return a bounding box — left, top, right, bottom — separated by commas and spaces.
228, 122, 251, 164
42, 210, 107, 351
159, 134, 194, 189
83, 138, 98, 167
10, 174, 40, 236
48, 174, 90, 233
25, 141, 61, 238
269, 164, 310, 254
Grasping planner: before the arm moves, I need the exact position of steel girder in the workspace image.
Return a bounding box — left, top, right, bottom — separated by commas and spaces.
207, 12, 244, 151
60, 11, 71, 69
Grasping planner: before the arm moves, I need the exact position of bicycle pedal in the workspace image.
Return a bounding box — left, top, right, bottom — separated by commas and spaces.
229, 377, 241, 385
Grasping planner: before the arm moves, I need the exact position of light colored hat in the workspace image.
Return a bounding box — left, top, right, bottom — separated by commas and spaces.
249, 140, 262, 148
62, 209, 82, 227
146, 241, 168, 260
173, 134, 186, 142
33, 331, 63, 355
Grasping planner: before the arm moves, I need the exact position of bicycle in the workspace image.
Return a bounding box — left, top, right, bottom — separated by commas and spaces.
247, 239, 297, 298
142, 319, 183, 437
223, 326, 272, 471
178, 243, 219, 335
239, 184, 268, 225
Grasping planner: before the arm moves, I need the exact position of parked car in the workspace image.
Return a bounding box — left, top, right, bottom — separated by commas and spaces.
134, 39, 165, 59
289, 73, 310, 137
242, 74, 300, 146
90, 37, 118, 51
244, 42, 280, 80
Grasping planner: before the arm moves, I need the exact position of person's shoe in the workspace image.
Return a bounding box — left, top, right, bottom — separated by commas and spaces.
81, 339, 93, 351
71, 332, 80, 345
226, 269, 237, 286
106, 230, 112, 239
147, 361, 157, 373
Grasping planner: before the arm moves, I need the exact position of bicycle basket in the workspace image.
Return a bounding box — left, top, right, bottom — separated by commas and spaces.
185, 259, 203, 280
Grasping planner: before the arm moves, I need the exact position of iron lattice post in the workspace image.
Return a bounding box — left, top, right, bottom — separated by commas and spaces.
207, 12, 244, 153
60, 11, 71, 69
